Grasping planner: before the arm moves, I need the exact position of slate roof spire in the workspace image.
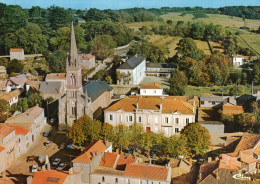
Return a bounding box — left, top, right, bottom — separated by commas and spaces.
67, 22, 79, 67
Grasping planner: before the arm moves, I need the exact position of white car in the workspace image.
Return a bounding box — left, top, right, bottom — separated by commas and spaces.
31, 165, 38, 173
52, 158, 61, 166
57, 163, 67, 171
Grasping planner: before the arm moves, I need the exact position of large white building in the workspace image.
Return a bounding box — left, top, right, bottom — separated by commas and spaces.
232, 55, 245, 67
104, 96, 196, 137
117, 54, 146, 85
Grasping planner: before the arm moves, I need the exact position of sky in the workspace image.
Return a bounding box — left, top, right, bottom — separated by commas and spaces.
1, 0, 260, 10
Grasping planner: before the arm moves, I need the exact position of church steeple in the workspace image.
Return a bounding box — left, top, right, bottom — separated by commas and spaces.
67, 22, 79, 68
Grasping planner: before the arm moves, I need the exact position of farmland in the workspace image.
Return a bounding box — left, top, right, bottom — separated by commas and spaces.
160, 13, 260, 30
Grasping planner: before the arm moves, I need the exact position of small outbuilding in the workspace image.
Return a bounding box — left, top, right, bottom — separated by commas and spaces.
199, 121, 224, 134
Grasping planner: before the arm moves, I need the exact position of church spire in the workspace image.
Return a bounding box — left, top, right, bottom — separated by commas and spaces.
67, 22, 79, 67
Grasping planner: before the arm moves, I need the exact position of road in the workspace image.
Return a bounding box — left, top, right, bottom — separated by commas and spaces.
87, 57, 113, 79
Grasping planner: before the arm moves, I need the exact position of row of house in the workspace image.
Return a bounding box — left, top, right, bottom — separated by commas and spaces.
28, 140, 171, 184
0, 106, 46, 173
198, 133, 260, 184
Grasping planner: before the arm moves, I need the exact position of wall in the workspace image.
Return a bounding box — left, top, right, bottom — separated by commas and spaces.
140, 89, 163, 96
199, 124, 224, 134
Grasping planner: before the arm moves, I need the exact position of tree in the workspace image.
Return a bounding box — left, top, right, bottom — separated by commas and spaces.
67, 115, 102, 146
27, 93, 43, 107
166, 20, 173, 25
100, 122, 115, 142
49, 26, 86, 52
229, 85, 245, 96
235, 113, 256, 130
176, 37, 204, 60
167, 135, 187, 157
47, 50, 67, 73
6, 59, 24, 75
181, 123, 210, 157
129, 123, 144, 152
0, 99, 9, 112
168, 70, 187, 95
141, 132, 154, 158
190, 22, 205, 40
105, 76, 113, 84
90, 35, 116, 60
113, 124, 130, 153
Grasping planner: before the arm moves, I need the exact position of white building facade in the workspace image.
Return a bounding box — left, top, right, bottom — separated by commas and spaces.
117, 54, 146, 85
232, 55, 244, 67
105, 97, 195, 137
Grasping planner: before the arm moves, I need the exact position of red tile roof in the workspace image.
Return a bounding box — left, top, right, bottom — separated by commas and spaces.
8, 76, 27, 86
31, 170, 68, 184
0, 88, 23, 101
106, 96, 194, 114
0, 125, 15, 138
46, 73, 66, 80
0, 178, 14, 184
100, 152, 118, 168
11, 126, 29, 135
116, 154, 136, 170
140, 83, 162, 89
222, 104, 244, 115
10, 48, 23, 52
124, 163, 168, 181
0, 146, 5, 152
73, 140, 111, 163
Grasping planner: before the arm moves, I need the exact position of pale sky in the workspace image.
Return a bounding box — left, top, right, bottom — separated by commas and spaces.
1, 0, 260, 10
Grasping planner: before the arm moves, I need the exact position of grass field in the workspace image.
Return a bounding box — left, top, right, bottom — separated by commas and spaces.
209, 41, 224, 53
146, 35, 181, 57
160, 13, 260, 30
126, 21, 163, 31
194, 40, 211, 55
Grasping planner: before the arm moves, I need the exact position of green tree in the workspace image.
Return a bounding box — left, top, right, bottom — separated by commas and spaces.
47, 50, 67, 73
190, 22, 205, 40
6, 59, 24, 75
90, 35, 116, 60
181, 123, 210, 157
113, 124, 130, 153
168, 70, 188, 95
100, 122, 115, 142
176, 37, 204, 60
235, 113, 256, 130
229, 85, 245, 96
129, 123, 144, 152
0, 99, 9, 112
67, 115, 102, 146
167, 135, 187, 157
141, 132, 154, 158
28, 93, 42, 107
21, 98, 29, 112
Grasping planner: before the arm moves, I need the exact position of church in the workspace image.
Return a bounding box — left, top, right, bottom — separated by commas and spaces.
58, 23, 113, 126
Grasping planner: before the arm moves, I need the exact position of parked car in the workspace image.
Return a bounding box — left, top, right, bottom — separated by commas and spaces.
38, 155, 45, 163
57, 163, 67, 171
43, 131, 51, 137
27, 155, 36, 162
59, 143, 66, 149
50, 118, 55, 123
44, 141, 52, 147
65, 144, 73, 149
31, 165, 38, 173
52, 158, 61, 166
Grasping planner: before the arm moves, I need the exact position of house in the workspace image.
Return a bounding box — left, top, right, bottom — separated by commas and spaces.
0, 88, 24, 106
39, 82, 62, 100
72, 140, 112, 184
0, 66, 6, 76
197, 154, 242, 184
25, 80, 41, 93
0, 125, 16, 168
222, 104, 244, 115
226, 133, 260, 174
77, 17, 86, 25
139, 82, 164, 96
5, 106, 46, 148
10, 48, 24, 60
117, 54, 146, 85
146, 62, 175, 77
27, 170, 82, 184
200, 96, 229, 108
198, 121, 224, 134
80, 54, 95, 69
6, 76, 27, 93
232, 55, 257, 67
12, 126, 30, 156
105, 96, 196, 137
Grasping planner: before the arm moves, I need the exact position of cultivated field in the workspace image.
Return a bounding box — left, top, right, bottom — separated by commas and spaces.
126, 21, 163, 31
209, 41, 224, 53
193, 40, 211, 55
160, 13, 260, 30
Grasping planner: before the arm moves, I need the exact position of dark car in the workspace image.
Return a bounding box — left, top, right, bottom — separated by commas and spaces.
43, 131, 51, 137
27, 155, 36, 162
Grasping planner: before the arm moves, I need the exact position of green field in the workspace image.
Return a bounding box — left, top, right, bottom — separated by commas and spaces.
160, 13, 260, 30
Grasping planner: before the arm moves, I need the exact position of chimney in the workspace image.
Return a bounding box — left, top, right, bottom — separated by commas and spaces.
160, 103, 162, 111
199, 173, 202, 180
105, 140, 109, 147
208, 157, 212, 163
189, 158, 192, 166
216, 170, 219, 180
193, 100, 195, 113
47, 163, 51, 170
27, 176, 33, 184
116, 149, 119, 154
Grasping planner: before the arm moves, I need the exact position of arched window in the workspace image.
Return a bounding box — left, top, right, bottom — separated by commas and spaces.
71, 74, 76, 85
